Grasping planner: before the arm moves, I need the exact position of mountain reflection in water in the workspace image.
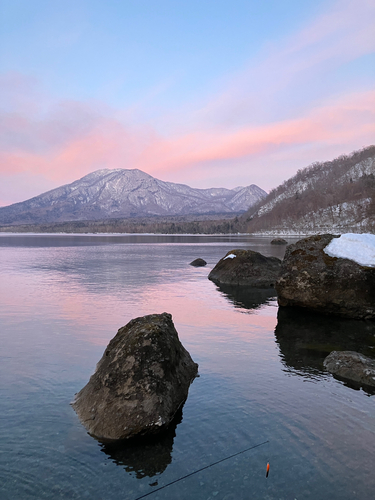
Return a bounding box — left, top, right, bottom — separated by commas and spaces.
275, 306, 375, 380
213, 283, 277, 312
99, 408, 182, 479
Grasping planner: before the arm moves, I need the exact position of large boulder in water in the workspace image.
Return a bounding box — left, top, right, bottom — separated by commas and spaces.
72, 313, 198, 441
275, 234, 375, 319
208, 249, 282, 287
324, 351, 375, 389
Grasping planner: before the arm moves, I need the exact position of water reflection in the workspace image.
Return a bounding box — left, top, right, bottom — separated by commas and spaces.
0, 233, 267, 248
213, 283, 277, 312
275, 307, 375, 378
99, 409, 182, 478
2, 234, 375, 499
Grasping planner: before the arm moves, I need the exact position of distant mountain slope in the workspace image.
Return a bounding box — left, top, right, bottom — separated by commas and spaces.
0, 168, 266, 225
243, 146, 375, 234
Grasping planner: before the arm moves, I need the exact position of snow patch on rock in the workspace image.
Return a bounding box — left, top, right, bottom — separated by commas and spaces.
224, 253, 236, 260
324, 233, 375, 267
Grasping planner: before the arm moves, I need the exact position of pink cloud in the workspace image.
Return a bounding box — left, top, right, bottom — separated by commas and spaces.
133, 89, 375, 172
0, 89, 373, 196
0, 103, 149, 183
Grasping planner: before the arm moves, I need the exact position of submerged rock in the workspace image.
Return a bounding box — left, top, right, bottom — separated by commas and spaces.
323, 351, 375, 388
271, 238, 288, 245
72, 313, 198, 441
208, 249, 281, 287
190, 258, 207, 267
275, 307, 375, 377
275, 234, 375, 319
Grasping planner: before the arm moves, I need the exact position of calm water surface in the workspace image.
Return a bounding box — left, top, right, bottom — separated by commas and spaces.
0, 234, 374, 500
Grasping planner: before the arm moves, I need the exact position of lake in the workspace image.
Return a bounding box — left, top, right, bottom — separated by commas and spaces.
0, 233, 374, 500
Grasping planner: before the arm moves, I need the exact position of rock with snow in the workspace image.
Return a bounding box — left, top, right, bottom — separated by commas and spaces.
208, 249, 282, 287
189, 258, 207, 267
276, 234, 375, 319
323, 351, 375, 388
72, 313, 198, 441
324, 233, 375, 267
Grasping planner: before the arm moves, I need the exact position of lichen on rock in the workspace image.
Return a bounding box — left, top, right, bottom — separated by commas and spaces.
72, 313, 198, 441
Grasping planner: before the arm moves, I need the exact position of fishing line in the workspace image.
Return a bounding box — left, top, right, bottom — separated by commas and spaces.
133, 439, 269, 500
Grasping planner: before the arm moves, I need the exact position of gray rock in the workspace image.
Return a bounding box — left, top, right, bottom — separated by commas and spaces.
208, 249, 281, 287
190, 258, 207, 267
275, 234, 375, 319
323, 351, 375, 388
72, 313, 198, 441
271, 238, 288, 245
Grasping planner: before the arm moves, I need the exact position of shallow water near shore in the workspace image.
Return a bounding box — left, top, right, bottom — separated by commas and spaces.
1, 233, 374, 500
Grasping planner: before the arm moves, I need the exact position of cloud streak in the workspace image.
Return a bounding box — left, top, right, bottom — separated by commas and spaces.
1, 87, 373, 192
137, 90, 375, 169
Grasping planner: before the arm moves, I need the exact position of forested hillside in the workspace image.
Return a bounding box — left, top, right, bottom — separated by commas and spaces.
243, 146, 375, 234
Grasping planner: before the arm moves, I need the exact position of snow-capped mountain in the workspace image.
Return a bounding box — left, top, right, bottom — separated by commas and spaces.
0, 169, 266, 225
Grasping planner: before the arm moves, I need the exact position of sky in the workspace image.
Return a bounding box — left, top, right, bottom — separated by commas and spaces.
0, 0, 374, 206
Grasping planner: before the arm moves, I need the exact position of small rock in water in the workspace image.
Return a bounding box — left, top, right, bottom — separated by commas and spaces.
323, 351, 375, 388
270, 238, 288, 245
72, 313, 198, 441
190, 258, 207, 267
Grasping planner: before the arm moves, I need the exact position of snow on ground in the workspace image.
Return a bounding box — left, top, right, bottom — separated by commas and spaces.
343, 157, 375, 183
257, 158, 374, 218
252, 198, 373, 236
324, 233, 375, 267
257, 179, 313, 216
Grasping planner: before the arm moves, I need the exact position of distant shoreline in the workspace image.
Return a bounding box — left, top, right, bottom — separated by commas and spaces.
0, 230, 337, 237
0, 213, 368, 237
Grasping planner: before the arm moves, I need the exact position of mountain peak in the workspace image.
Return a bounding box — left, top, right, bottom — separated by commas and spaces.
0, 169, 266, 226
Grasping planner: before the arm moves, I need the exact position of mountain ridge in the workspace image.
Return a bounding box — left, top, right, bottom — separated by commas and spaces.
242, 146, 375, 234
0, 168, 266, 225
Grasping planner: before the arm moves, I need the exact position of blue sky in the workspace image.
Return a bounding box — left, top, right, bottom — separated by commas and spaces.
1, 0, 374, 205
